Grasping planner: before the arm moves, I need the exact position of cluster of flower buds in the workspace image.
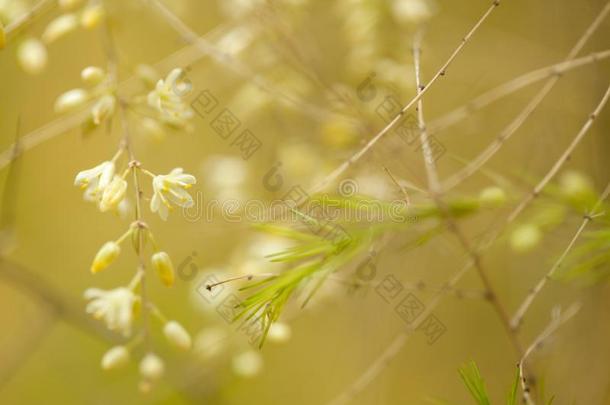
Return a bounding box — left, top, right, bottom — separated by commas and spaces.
15, 0, 104, 74
55, 65, 116, 129
69, 64, 197, 389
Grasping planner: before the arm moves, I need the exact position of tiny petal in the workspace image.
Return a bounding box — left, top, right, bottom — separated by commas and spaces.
55, 88, 89, 113
101, 345, 130, 370
151, 251, 175, 286
17, 39, 47, 75
99, 176, 127, 212
163, 321, 192, 350
42, 14, 78, 44
81, 66, 105, 85
80, 4, 105, 29
139, 353, 164, 380
91, 241, 120, 273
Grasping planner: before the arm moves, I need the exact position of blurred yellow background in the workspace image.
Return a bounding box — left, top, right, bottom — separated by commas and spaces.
0, 0, 609, 404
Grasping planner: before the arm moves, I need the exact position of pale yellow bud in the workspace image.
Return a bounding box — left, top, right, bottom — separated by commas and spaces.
478, 187, 507, 208
91, 241, 120, 273
81, 66, 105, 85
59, 0, 84, 10
91, 95, 116, 125
101, 345, 129, 370
267, 322, 292, 344
151, 251, 175, 286
99, 176, 127, 212
509, 224, 542, 253
42, 14, 78, 44
80, 4, 105, 29
55, 88, 89, 113
139, 353, 164, 380
17, 39, 48, 75
163, 321, 192, 350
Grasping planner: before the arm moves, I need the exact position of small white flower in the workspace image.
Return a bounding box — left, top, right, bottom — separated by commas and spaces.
147, 68, 193, 125
101, 345, 130, 370
99, 176, 127, 213
139, 353, 165, 380
150, 168, 196, 220
85, 287, 137, 336
42, 13, 78, 44
74, 160, 115, 202
17, 38, 47, 75
55, 88, 89, 113
163, 321, 192, 350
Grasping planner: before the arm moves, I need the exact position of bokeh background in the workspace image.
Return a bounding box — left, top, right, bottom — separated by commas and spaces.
1, 0, 609, 404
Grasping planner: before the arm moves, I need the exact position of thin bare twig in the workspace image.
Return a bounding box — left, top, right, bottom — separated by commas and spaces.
511, 183, 610, 330
518, 303, 581, 405
428, 49, 610, 136
4, 0, 53, 37
442, 2, 610, 190
310, 0, 501, 195
146, 0, 349, 124
507, 80, 610, 224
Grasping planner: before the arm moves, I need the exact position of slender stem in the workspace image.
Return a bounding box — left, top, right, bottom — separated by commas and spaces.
4, 0, 53, 37
101, 13, 152, 350
442, 2, 610, 190
309, 0, 501, 195
518, 303, 581, 405
507, 80, 610, 224
511, 183, 610, 330
146, 0, 345, 124
428, 49, 610, 136
412, 30, 524, 359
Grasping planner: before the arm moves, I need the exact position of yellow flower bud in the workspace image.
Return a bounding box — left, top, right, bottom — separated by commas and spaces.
101, 345, 129, 370
139, 353, 164, 380
55, 89, 89, 113
99, 176, 127, 212
81, 66, 105, 86
91, 241, 120, 273
17, 38, 47, 75
80, 4, 105, 29
151, 251, 175, 286
163, 321, 192, 350
42, 14, 78, 44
